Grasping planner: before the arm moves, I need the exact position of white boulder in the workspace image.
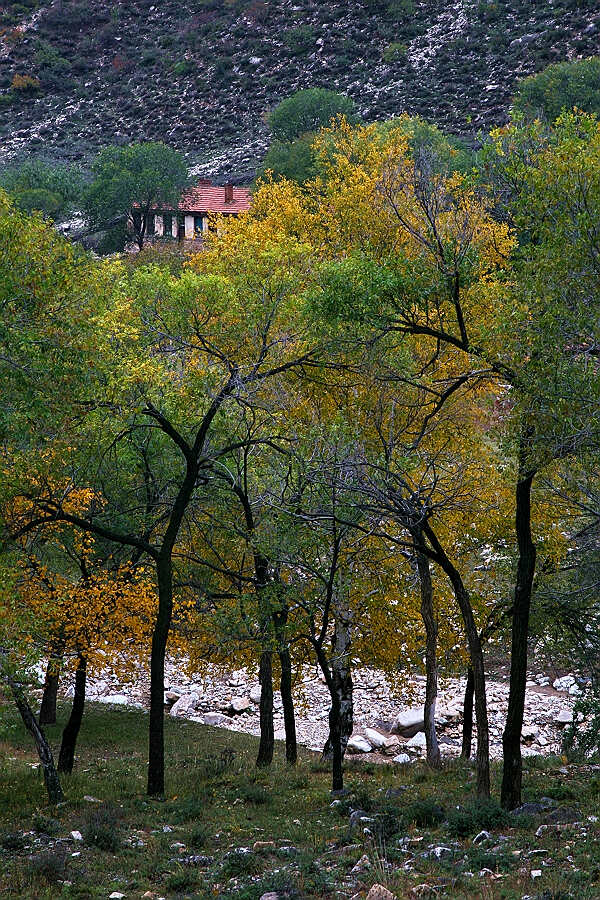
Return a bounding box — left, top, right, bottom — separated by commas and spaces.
390, 708, 424, 737
347, 734, 373, 754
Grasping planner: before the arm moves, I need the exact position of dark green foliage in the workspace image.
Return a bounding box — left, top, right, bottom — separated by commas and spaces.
403, 797, 446, 828
189, 824, 211, 849
238, 780, 271, 805
283, 25, 316, 55
446, 799, 509, 837
563, 696, 600, 762
513, 56, 600, 122
85, 142, 188, 247
0, 158, 84, 220
166, 868, 199, 893
221, 848, 262, 876
169, 794, 212, 823
82, 804, 122, 852
32, 814, 60, 836
1, 831, 26, 851
25, 848, 69, 885
257, 134, 318, 185
268, 88, 358, 142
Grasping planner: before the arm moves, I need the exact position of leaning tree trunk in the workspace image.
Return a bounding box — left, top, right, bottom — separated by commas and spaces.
58, 655, 87, 774
461, 666, 475, 760
147, 553, 174, 797
278, 647, 297, 765
424, 523, 490, 798
256, 650, 274, 768
415, 539, 442, 769
39, 654, 61, 726
8, 674, 64, 804
322, 603, 353, 763
501, 466, 536, 810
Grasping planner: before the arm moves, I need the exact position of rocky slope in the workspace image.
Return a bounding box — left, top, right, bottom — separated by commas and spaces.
0, 0, 599, 177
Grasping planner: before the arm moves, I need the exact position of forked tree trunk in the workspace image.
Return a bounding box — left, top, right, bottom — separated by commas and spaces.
461, 666, 475, 760
278, 648, 297, 765
415, 539, 441, 769
147, 553, 174, 797
256, 650, 274, 767
8, 674, 64, 805
58, 655, 87, 774
501, 465, 536, 810
322, 604, 353, 762
424, 523, 490, 798
39, 656, 61, 726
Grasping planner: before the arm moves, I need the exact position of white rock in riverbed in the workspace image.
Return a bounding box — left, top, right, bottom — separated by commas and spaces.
347, 734, 373, 753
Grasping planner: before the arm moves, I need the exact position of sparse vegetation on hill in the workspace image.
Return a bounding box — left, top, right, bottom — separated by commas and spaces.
0, 0, 599, 175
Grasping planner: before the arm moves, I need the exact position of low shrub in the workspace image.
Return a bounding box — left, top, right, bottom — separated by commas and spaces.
26, 848, 68, 885
189, 824, 211, 849
446, 799, 508, 837
82, 804, 122, 852
221, 847, 262, 877
166, 868, 199, 892
238, 781, 271, 805
403, 798, 446, 828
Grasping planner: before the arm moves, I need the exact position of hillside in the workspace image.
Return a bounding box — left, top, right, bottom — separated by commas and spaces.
0, 0, 599, 178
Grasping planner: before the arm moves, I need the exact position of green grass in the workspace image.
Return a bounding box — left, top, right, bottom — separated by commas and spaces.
1, 697, 599, 898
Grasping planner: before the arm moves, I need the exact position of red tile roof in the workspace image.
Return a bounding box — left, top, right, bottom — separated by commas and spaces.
177, 183, 252, 214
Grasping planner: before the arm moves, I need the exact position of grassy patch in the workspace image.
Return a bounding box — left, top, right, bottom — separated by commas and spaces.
0, 698, 599, 898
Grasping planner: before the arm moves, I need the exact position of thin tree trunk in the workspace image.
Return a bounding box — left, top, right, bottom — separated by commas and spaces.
8, 675, 64, 804
278, 648, 297, 765
461, 666, 475, 760
415, 539, 441, 769
501, 465, 536, 810
58, 655, 86, 774
147, 554, 174, 797
256, 650, 274, 767
322, 606, 353, 762
39, 656, 61, 726
315, 647, 344, 792
424, 523, 490, 798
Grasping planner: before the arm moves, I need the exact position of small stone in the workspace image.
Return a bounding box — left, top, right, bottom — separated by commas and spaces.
351, 853, 371, 874
249, 684, 262, 704
170, 841, 186, 851
229, 696, 253, 715
109, 893, 125, 899
253, 840, 275, 851
392, 753, 411, 764
83, 795, 101, 803
556, 708, 574, 726
364, 727, 389, 749
347, 734, 372, 753
473, 830, 491, 844
71, 830, 83, 841
366, 885, 395, 900
391, 708, 424, 737
169, 693, 199, 717
200, 712, 229, 726
406, 731, 427, 749
531, 869, 542, 879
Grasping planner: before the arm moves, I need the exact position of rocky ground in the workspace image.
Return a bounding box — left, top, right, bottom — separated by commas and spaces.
75, 660, 579, 763
1, 0, 599, 173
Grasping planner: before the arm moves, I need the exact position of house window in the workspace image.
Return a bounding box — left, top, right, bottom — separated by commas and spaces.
194, 215, 203, 234
163, 214, 172, 237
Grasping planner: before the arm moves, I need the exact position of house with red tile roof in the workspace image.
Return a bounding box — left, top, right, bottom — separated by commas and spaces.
134, 180, 252, 242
